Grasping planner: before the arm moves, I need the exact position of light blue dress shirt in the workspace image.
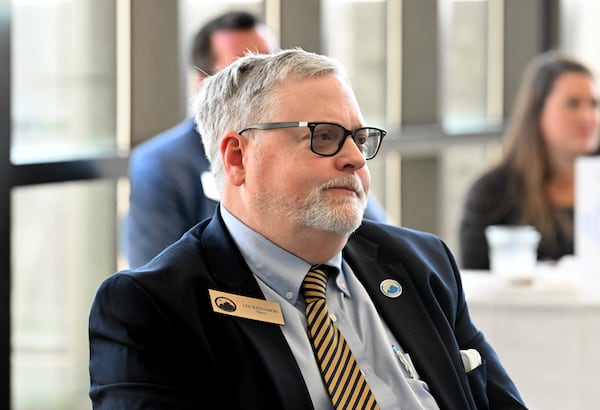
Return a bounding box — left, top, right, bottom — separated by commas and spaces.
220, 205, 439, 410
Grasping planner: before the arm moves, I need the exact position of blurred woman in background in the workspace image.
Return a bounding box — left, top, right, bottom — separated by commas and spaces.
459, 50, 600, 270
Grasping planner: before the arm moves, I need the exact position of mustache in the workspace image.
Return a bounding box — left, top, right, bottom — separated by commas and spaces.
319, 176, 366, 199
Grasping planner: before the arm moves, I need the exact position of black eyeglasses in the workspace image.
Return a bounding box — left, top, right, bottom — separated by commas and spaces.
237, 121, 386, 160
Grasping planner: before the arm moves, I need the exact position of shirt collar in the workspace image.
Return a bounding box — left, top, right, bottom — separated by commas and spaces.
219, 204, 347, 304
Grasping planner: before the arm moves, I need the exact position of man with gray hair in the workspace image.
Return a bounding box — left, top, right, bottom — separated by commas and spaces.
125, 11, 388, 269
89, 48, 526, 409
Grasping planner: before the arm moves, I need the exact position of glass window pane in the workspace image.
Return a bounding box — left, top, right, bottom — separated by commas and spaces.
322, 0, 388, 126
560, 0, 600, 77
11, 0, 117, 164
11, 180, 117, 409
440, 0, 503, 133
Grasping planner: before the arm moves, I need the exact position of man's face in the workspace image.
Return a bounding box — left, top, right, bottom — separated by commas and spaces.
211, 26, 276, 73
243, 74, 370, 235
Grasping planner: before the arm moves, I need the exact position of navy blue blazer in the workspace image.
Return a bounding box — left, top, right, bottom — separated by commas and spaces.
125, 118, 218, 268
125, 118, 389, 268
90, 211, 526, 409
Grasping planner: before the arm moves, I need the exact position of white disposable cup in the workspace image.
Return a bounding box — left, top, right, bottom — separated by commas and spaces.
485, 225, 541, 276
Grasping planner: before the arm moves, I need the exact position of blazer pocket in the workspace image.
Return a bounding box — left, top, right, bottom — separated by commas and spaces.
466, 360, 490, 410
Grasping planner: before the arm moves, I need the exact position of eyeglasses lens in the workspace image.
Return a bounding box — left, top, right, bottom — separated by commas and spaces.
311, 123, 380, 159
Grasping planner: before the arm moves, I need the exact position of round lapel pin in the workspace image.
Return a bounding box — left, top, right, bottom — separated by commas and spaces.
380, 279, 402, 298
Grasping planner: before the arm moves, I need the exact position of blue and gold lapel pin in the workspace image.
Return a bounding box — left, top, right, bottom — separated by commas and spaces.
380, 279, 402, 298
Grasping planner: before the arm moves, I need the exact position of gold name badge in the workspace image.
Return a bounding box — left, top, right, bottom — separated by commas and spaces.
208, 289, 285, 325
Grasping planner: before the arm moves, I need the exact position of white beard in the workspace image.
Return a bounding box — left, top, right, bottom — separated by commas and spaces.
255, 175, 367, 235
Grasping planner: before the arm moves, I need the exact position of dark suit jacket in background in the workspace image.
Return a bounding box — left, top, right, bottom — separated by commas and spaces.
125, 118, 389, 268
90, 211, 526, 409
125, 118, 218, 268
459, 163, 574, 269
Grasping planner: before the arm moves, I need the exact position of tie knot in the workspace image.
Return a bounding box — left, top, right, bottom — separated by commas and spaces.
301, 266, 329, 303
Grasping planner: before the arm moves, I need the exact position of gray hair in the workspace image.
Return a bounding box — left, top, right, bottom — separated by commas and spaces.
194, 48, 350, 190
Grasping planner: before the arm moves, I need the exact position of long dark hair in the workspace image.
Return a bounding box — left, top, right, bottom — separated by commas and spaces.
499, 50, 598, 240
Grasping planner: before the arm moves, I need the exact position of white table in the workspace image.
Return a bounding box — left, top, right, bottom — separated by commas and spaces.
461, 259, 600, 410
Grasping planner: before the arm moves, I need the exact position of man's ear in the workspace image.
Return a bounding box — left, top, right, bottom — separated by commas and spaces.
220, 131, 246, 186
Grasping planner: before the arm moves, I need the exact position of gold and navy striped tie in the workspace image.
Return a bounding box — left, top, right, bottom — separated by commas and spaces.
301, 266, 380, 410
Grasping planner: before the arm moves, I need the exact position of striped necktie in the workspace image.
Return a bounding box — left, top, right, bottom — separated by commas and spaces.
301, 266, 380, 410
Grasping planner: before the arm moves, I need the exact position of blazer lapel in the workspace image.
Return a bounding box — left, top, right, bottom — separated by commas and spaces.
198, 213, 475, 409
344, 235, 475, 410
200, 214, 314, 410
